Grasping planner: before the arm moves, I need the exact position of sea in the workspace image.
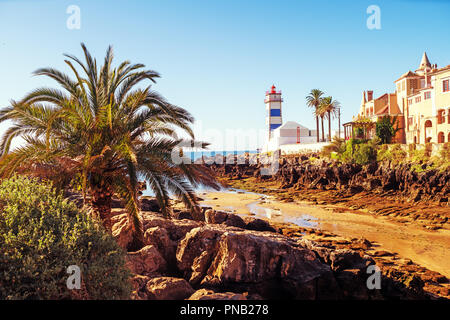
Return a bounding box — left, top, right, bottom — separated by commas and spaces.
141, 150, 257, 197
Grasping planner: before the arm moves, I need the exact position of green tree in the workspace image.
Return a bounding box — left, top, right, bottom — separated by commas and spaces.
319, 96, 340, 142
0, 44, 220, 249
306, 89, 323, 143
376, 115, 399, 144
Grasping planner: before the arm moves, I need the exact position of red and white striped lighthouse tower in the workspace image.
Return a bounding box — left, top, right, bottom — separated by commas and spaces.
265, 85, 283, 139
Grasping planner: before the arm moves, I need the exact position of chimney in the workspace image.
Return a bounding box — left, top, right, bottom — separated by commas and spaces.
367, 90, 373, 101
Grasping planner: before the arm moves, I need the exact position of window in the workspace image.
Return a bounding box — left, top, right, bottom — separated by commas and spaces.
424, 91, 431, 100
415, 96, 421, 103
437, 109, 445, 124
402, 81, 406, 91
408, 99, 413, 105
444, 79, 450, 92
420, 79, 425, 88
408, 117, 413, 126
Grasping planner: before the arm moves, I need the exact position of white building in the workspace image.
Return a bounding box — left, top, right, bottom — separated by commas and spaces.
263, 85, 319, 153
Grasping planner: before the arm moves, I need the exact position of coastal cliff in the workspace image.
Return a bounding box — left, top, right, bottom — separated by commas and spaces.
204, 154, 449, 229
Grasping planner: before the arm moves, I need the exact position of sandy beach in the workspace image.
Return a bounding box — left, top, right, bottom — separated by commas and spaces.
200, 190, 450, 278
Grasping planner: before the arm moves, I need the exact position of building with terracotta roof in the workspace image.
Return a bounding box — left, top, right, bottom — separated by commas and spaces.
396, 53, 450, 144
345, 53, 450, 144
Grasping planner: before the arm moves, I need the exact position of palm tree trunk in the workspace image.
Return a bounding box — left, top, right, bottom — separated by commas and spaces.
338, 109, 341, 139
92, 188, 113, 232
321, 117, 325, 142
328, 111, 331, 142
316, 115, 319, 142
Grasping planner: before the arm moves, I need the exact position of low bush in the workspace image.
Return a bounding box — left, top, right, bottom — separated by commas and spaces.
353, 143, 377, 165
0, 175, 131, 300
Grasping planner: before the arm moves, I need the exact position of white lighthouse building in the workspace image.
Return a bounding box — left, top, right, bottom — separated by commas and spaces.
263, 85, 318, 153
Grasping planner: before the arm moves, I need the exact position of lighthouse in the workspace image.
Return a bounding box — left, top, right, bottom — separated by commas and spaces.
265, 85, 283, 139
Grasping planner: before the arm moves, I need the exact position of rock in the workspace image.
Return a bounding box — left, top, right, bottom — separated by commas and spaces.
352, 238, 372, 250
144, 226, 177, 267
188, 289, 247, 300
146, 277, 195, 300
334, 269, 370, 300
141, 212, 202, 242
243, 217, 276, 232
298, 239, 374, 272
112, 211, 201, 251
172, 210, 193, 220
205, 210, 246, 229
328, 249, 374, 272
126, 245, 167, 276
176, 225, 340, 299
111, 213, 133, 250
141, 197, 161, 212
205, 209, 228, 224
223, 214, 246, 229
130, 275, 151, 300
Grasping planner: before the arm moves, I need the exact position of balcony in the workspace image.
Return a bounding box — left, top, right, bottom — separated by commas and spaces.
264, 97, 283, 103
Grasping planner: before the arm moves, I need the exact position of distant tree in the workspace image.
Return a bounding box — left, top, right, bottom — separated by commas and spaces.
320, 96, 340, 142
376, 115, 399, 144
306, 89, 324, 143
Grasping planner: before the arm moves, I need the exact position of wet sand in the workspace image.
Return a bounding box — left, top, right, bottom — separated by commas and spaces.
200, 190, 450, 278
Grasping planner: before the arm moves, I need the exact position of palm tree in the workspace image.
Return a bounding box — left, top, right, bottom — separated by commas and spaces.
0, 43, 220, 250
315, 103, 326, 142
306, 89, 323, 143
320, 96, 340, 142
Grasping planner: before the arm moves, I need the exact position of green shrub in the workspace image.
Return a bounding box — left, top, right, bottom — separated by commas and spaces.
377, 144, 392, 162
339, 138, 359, 163
353, 143, 377, 165
338, 138, 377, 165
0, 175, 131, 300
375, 115, 399, 144
391, 144, 407, 163
321, 137, 346, 158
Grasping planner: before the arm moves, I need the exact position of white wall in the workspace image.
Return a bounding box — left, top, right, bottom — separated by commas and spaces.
280, 142, 328, 154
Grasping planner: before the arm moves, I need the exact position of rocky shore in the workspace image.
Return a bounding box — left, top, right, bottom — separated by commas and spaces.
205, 154, 449, 230
110, 197, 449, 300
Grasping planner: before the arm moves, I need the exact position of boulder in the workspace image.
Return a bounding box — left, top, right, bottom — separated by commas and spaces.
126, 245, 167, 276
299, 240, 374, 272
205, 209, 228, 224
130, 275, 151, 300
141, 212, 202, 241
223, 214, 246, 229
141, 197, 161, 212
176, 225, 340, 299
205, 210, 246, 229
243, 217, 276, 232
111, 213, 133, 250
144, 226, 177, 266
146, 277, 195, 300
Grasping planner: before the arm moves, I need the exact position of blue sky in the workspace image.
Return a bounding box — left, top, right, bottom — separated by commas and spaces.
1, 0, 450, 150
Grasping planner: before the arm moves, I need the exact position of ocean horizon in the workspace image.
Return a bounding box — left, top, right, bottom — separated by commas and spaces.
141, 150, 257, 197
186, 150, 258, 162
